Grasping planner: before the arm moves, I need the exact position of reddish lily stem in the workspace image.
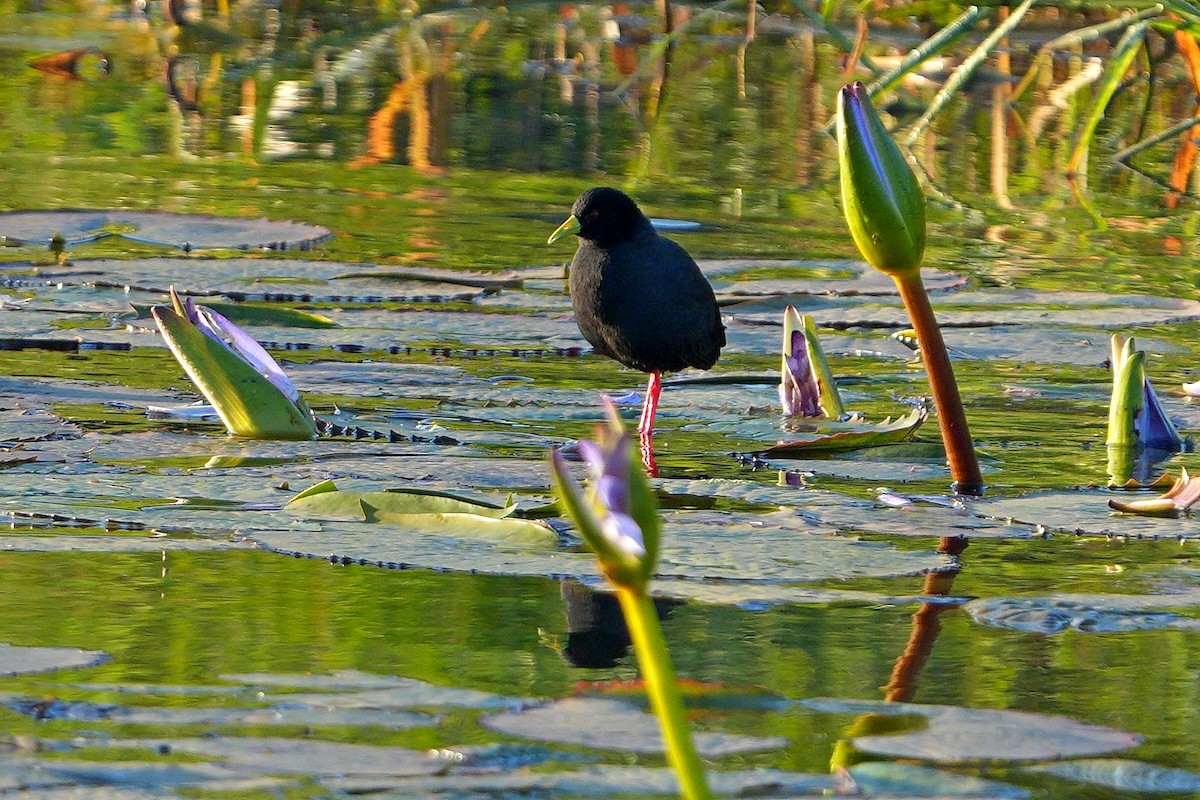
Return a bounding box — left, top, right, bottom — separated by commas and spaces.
894, 274, 984, 496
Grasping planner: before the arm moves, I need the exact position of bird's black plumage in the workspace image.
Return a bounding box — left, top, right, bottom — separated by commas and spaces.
563, 187, 725, 374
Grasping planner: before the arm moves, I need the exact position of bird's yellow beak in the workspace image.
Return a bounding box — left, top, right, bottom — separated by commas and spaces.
547, 214, 581, 244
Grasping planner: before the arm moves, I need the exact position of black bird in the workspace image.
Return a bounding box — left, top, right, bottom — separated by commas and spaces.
548, 187, 725, 440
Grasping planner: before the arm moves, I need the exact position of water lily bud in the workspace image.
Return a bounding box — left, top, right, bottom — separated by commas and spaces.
549, 398, 661, 590
836, 82, 926, 277
152, 289, 317, 440
779, 306, 844, 419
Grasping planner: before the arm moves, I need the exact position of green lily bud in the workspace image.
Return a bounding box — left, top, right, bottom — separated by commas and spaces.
836, 82, 926, 277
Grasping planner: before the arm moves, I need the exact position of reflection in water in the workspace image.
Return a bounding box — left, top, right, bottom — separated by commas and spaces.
560, 579, 678, 669
883, 536, 968, 704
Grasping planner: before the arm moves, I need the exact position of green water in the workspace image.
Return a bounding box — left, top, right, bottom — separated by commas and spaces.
1, 2, 1200, 797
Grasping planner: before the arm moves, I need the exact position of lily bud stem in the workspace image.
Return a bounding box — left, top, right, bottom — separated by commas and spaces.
894, 273, 984, 496
615, 587, 714, 800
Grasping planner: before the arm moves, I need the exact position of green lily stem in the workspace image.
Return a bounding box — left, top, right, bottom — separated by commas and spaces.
893, 273, 984, 496
615, 587, 714, 800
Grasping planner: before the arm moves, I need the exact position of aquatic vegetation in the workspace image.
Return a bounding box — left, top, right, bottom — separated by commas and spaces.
152, 289, 318, 440
1106, 333, 1184, 484
550, 401, 713, 800
779, 305, 842, 419
836, 82, 982, 495
8, 3, 1200, 794
1108, 469, 1200, 517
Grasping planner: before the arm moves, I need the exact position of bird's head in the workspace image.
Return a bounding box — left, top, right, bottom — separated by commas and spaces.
548, 187, 649, 248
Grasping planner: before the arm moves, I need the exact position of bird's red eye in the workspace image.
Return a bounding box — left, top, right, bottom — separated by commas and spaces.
585, 210, 600, 221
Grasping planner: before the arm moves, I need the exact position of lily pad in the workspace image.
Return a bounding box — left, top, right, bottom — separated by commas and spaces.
37, 761, 287, 792
481, 697, 785, 755
329, 765, 835, 797
965, 594, 1200, 635
2, 697, 437, 729
1021, 759, 1200, 792
0, 643, 108, 676
804, 698, 1141, 762
0, 211, 331, 250
847, 761, 1030, 798
713, 260, 968, 297
977, 491, 1200, 539
219, 672, 520, 708
0, 408, 80, 443
755, 408, 928, 454
111, 736, 444, 777
287, 480, 510, 518
249, 508, 950, 600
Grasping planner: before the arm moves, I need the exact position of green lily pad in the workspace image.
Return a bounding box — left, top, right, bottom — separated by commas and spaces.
976, 491, 1200, 539
132, 301, 337, 329
0, 211, 331, 250
0, 643, 108, 676
109, 736, 444, 778
805, 698, 1141, 762
287, 480, 510, 518
1021, 759, 1200, 792
739, 408, 928, 454
847, 761, 1030, 798
482, 697, 785, 756
965, 593, 1200, 635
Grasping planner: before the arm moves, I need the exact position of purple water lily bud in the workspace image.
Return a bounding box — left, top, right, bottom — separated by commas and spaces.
780, 329, 822, 418
580, 437, 646, 557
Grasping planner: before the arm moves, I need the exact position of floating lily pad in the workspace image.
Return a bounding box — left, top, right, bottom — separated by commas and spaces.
38, 760, 287, 793
221, 673, 519, 708
2, 696, 437, 729
249, 507, 950, 600
713, 260, 968, 297
328, 765, 835, 797
21, 258, 510, 303
753, 409, 928, 454
1021, 759, 1200, 792
848, 761, 1030, 798
482, 697, 785, 755
804, 698, 1141, 762
729, 290, 1200, 330
111, 737, 444, 778
0, 211, 331, 250
965, 594, 1200, 635
0, 643, 108, 676
977, 491, 1200, 539
0, 408, 80, 443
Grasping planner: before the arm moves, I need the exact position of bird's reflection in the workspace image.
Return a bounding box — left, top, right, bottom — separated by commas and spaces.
560, 579, 679, 668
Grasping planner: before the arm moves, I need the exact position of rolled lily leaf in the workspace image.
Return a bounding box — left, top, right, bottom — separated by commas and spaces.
836, 81, 926, 277
153, 290, 317, 440
779, 306, 844, 419
1109, 469, 1200, 517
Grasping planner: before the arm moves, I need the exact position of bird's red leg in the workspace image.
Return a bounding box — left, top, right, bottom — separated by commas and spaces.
638, 371, 662, 438
637, 371, 662, 477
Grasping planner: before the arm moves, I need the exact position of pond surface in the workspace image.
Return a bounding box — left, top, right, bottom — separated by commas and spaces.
2, 2, 1200, 798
